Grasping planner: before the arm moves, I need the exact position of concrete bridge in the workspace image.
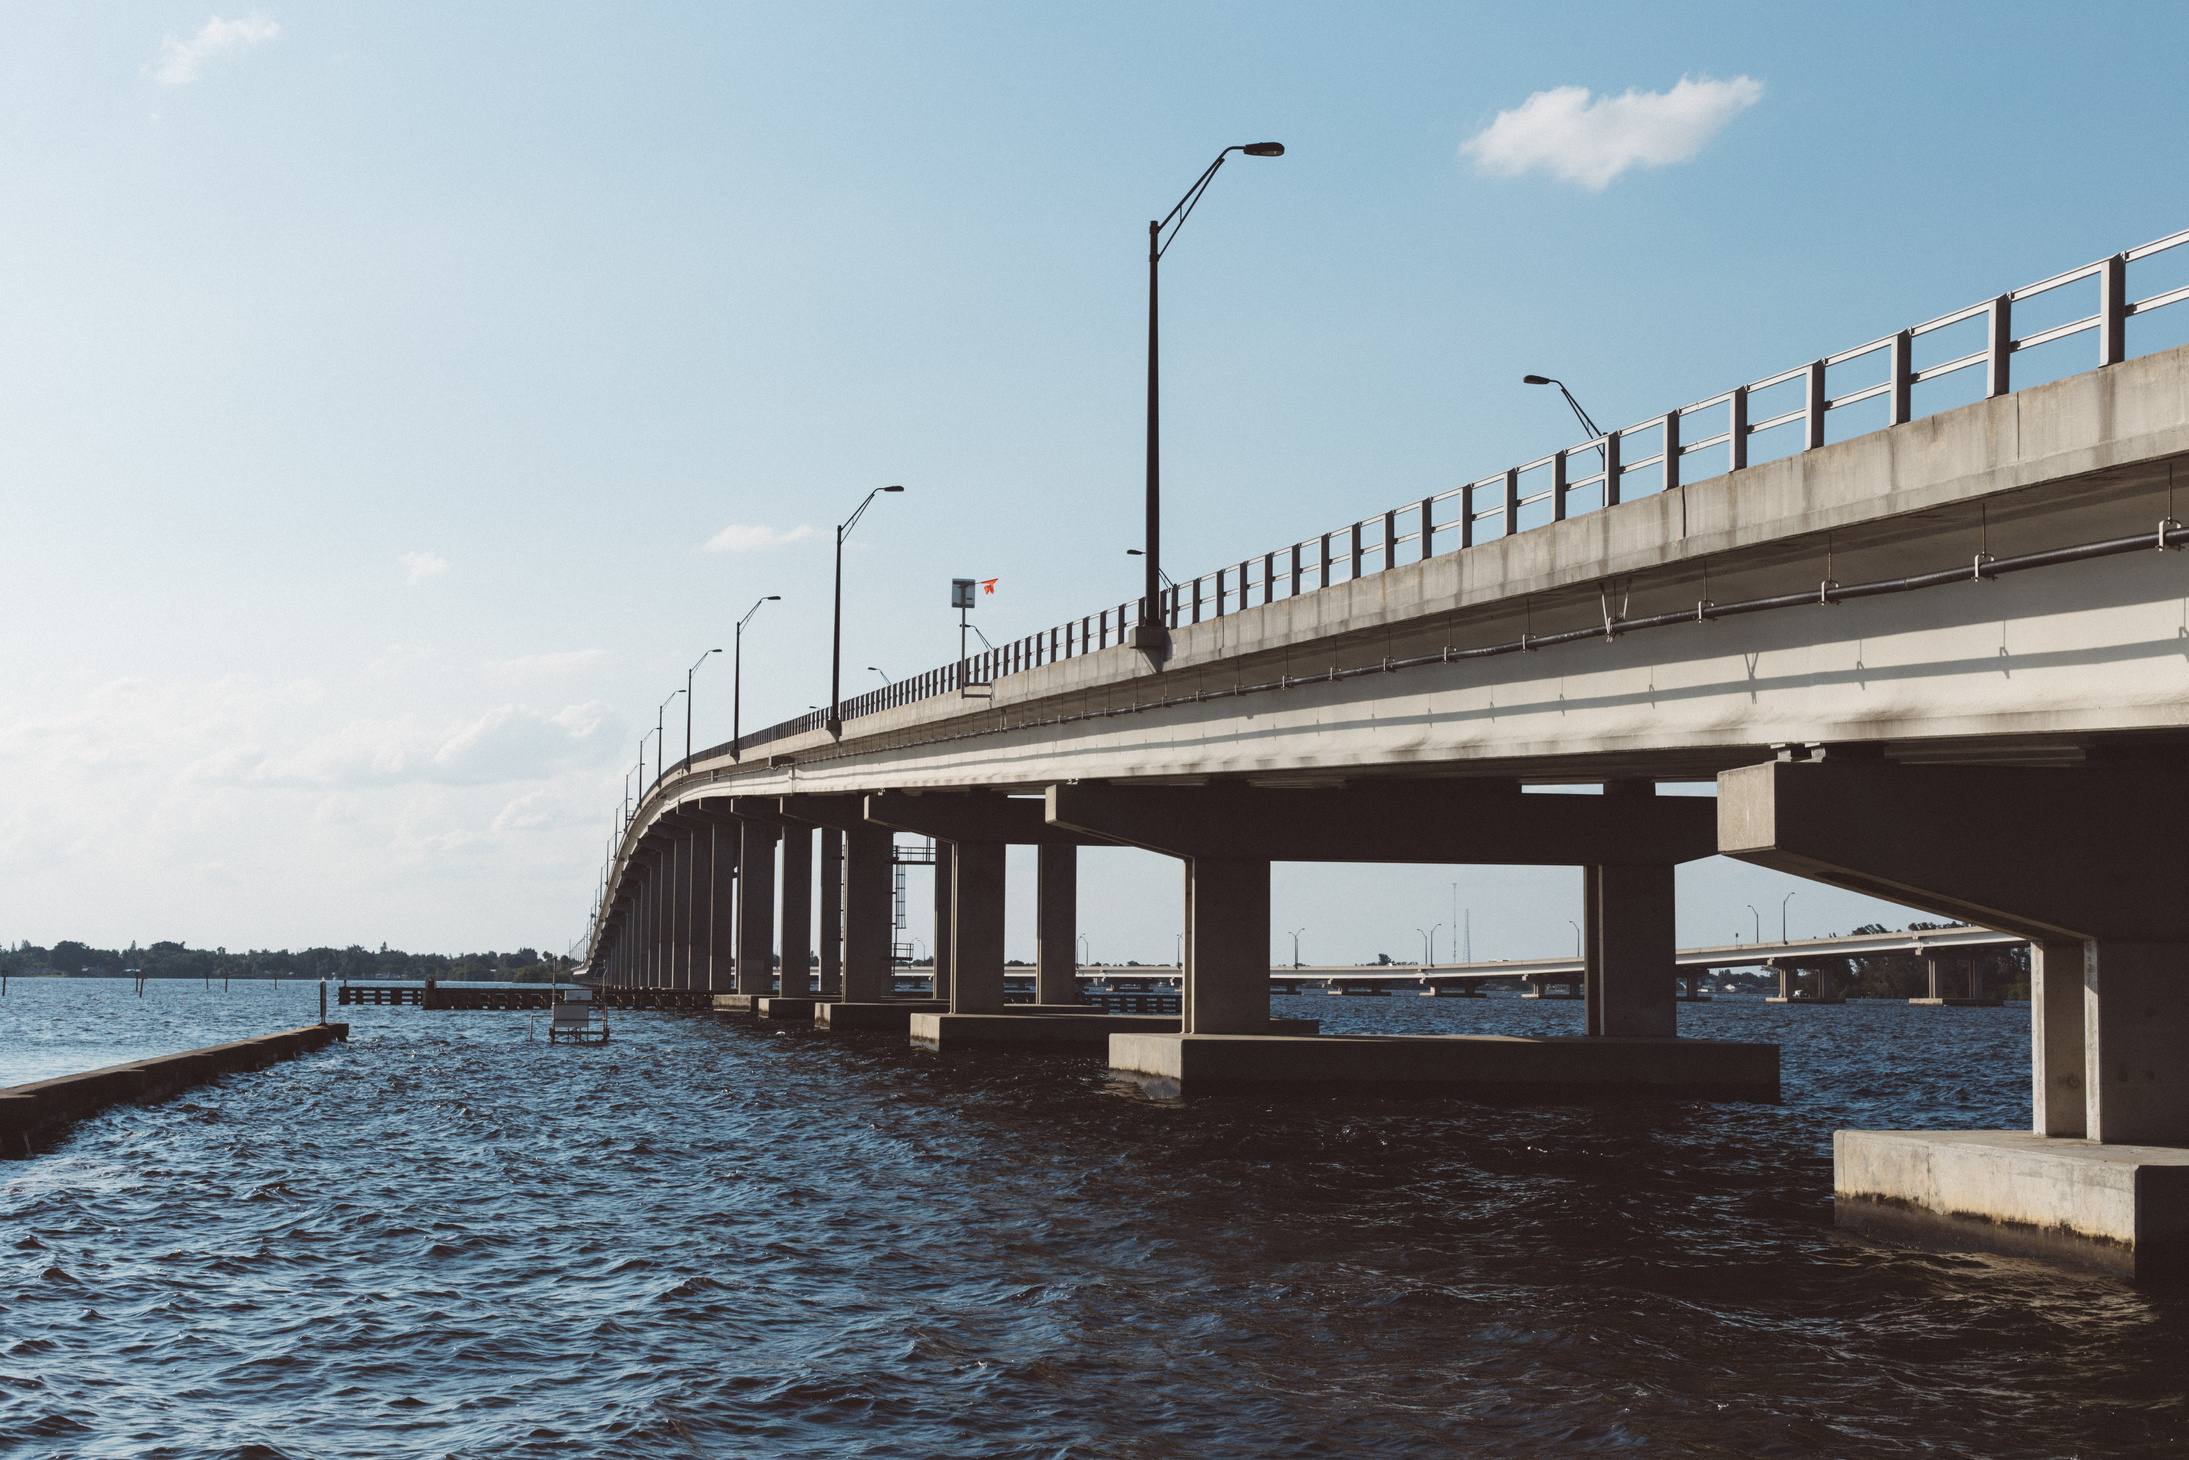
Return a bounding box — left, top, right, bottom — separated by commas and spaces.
585, 229, 2189, 1279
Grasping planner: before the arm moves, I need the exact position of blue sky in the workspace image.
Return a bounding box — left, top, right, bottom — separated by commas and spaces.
6, 2, 2188, 961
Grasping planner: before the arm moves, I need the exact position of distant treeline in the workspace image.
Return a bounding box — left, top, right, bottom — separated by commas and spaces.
2, 940, 577, 984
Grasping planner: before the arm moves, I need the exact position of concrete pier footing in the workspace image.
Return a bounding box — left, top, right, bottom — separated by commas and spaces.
1907, 997, 2004, 1007
1765, 995, 1845, 1005
1109, 1032, 1778, 1099
1835, 1130, 2189, 1281
814, 1000, 950, 1032
912, 1012, 1320, 1050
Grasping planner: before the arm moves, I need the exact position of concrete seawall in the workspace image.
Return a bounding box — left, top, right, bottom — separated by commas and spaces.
0, 1023, 349, 1158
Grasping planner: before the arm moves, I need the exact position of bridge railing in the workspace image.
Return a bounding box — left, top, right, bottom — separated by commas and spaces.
685, 226, 2189, 772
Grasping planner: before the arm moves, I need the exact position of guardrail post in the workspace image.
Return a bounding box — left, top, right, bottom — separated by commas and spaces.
1502, 467, 1520, 536
1263, 552, 1277, 604
1603, 430, 1623, 507
2099, 254, 2126, 366
1318, 533, 1332, 590
1459, 483, 1475, 548
1382, 510, 1397, 573
1191, 578, 1203, 623
1349, 522, 1364, 580
1888, 330, 1912, 426
1730, 386, 1749, 470
1661, 411, 1680, 493
1804, 360, 1827, 451
1551, 450, 1568, 522
1987, 294, 2012, 398
1419, 496, 1436, 560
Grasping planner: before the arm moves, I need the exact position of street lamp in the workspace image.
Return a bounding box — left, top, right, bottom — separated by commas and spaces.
684, 648, 722, 769
1289, 927, 1307, 968
868, 666, 890, 684
1747, 904, 1763, 944
1134, 141, 1285, 659
1566, 919, 1581, 958
1781, 890, 1798, 943
1522, 375, 1604, 439
829, 486, 904, 736
731, 596, 780, 761
649, 690, 682, 791
1418, 924, 1441, 967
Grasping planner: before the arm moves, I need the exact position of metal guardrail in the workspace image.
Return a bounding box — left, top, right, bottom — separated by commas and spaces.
676, 227, 2189, 772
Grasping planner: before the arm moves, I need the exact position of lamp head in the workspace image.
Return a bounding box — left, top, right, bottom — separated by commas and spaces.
1241, 142, 1285, 157
1126, 548, 1144, 556
766, 595, 780, 600
882, 484, 904, 493
1522, 375, 1553, 386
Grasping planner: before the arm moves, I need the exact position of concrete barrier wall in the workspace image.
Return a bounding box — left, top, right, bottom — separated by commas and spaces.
0, 1023, 349, 1158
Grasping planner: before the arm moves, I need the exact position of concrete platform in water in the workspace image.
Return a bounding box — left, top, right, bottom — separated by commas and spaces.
1907, 997, 2004, 1008
1835, 1130, 2189, 1281
911, 1013, 1320, 1050
1109, 1032, 1779, 1099
814, 1000, 950, 1032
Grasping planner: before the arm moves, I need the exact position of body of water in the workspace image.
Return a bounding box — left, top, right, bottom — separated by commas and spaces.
3, 980, 2184, 1457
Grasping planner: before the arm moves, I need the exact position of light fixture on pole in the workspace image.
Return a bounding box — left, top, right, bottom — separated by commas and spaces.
1781, 890, 1798, 944
684, 648, 722, 769
731, 596, 780, 762
1566, 919, 1581, 958
868, 666, 891, 684
829, 487, 904, 736
1418, 924, 1441, 968
1135, 142, 1285, 659
651, 690, 682, 789
1747, 904, 1763, 944
1289, 927, 1306, 968
1521, 375, 1604, 439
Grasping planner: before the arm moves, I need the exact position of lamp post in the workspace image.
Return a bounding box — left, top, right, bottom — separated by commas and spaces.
868, 666, 890, 684
1134, 141, 1285, 658
1418, 924, 1441, 967
684, 648, 722, 769
1566, 919, 1581, 958
1747, 904, 1763, 944
828, 486, 904, 736
1289, 927, 1306, 968
1521, 375, 1604, 439
649, 690, 682, 792
731, 595, 780, 761
1781, 890, 1798, 943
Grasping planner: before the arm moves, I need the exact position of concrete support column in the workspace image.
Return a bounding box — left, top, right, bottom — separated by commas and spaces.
779, 824, 812, 996
950, 841, 1007, 1014
1183, 857, 1271, 1034
1925, 955, 1940, 1000
643, 868, 659, 986
685, 831, 710, 991
818, 829, 843, 997
1776, 965, 1792, 1001
2085, 940, 2189, 1145
707, 825, 738, 992
931, 841, 954, 1004
842, 826, 894, 1001
2032, 939, 2087, 1138
1035, 844, 1079, 1005
1583, 862, 1677, 1038
671, 834, 693, 990
736, 819, 778, 996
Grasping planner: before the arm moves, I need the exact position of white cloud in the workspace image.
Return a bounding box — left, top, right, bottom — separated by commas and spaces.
195, 701, 614, 791
400, 551, 449, 586
702, 523, 814, 553
150, 14, 281, 85
1462, 75, 1763, 191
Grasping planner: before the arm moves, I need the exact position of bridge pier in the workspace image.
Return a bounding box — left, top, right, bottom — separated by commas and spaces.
775, 797, 945, 1029
1036, 844, 1079, 1006
818, 828, 843, 997
1049, 780, 1769, 1098
932, 839, 954, 1006
707, 820, 737, 993
1725, 759, 2189, 1279
735, 814, 776, 999
780, 822, 812, 997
